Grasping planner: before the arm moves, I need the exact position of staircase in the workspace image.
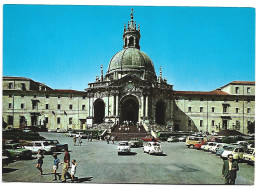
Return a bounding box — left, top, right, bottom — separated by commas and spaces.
110, 125, 150, 141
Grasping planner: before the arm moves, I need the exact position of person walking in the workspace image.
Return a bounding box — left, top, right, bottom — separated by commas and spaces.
78, 136, 82, 146
70, 159, 78, 182
90, 133, 93, 142
36, 149, 44, 175
87, 133, 90, 142
52, 153, 61, 181
222, 154, 239, 185
73, 135, 77, 146
61, 148, 70, 182
111, 136, 115, 144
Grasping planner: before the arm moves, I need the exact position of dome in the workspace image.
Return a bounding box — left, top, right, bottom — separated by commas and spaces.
107, 48, 156, 75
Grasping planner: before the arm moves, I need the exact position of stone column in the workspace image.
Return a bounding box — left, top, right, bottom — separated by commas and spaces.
115, 94, 119, 116
145, 95, 149, 117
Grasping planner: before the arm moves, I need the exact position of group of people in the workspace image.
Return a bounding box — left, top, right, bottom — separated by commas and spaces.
73, 133, 93, 146
36, 148, 78, 182
104, 135, 117, 144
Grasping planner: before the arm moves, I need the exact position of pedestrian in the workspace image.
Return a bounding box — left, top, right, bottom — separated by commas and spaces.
87, 133, 90, 141
90, 132, 93, 142
61, 148, 70, 182
106, 134, 110, 144
36, 149, 44, 175
70, 159, 78, 182
52, 153, 61, 181
78, 136, 82, 146
111, 136, 115, 144
73, 135, 77, 146
222, 154, 239, 185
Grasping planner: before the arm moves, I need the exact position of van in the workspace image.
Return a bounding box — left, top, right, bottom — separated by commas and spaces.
185, 136, 207, 149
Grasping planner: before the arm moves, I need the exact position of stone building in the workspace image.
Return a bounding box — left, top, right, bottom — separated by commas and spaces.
2, 10, 255, 135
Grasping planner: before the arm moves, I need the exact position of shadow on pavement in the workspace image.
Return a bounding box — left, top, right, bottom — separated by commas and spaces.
2, 168, 19, 173
118, 152, 137, 156
76, 176, 93, 183
152, 153, 167, 156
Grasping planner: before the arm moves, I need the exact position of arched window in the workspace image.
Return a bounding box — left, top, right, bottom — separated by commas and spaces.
94, 99, 105, 124
129, 36, 134, 46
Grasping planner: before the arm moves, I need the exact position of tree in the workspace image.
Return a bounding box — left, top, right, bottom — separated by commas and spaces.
247, 121, 255, 134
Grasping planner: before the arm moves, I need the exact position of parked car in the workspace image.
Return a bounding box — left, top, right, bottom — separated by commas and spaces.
194, 141, 207, 150
210, 143, 227, 154
65, 131, 76, 137
42, 140, 68, 152
167, 136, 179, 142
141, 136, 159, 142
221, 145, 245, 160
118, 141, 131, 155
76, 132, 87, 139
232, 141, 249, 150
203, 142, 216, 151
23, 141, 56, 154
216, 144, 232, 156
23, 128, 32, 133
177, 136, 187, 142
242, 148, 255, 165
3, 143, 32, 159
185, 136, 207, 149
48, 129, 57, 132
143, 142, 163, 155
129, 138, 143, 147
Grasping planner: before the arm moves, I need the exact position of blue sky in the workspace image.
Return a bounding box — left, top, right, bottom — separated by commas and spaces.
3, 5, 255, 91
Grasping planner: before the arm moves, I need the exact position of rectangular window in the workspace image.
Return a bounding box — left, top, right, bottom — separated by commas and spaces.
34, 95, 37, 98
8, 103, 12, 109
57, 104, 61, 110
247, 108, 251, 114
69, 105, 73, 110
9, 94, 12, 98
69, 118, 72, 125
200, 120, 203, 127
200, 107, 203, 113
45, 117, 48, 123
235, 99, 239, 102
200, 98, 203, 101
247, 99, 250, 103
247, 87, 251, 94
212, 107, 215, 113
58, 95, 61, 98
32, 101, 38, 109
212, 120, 215, 127
188, 107, 191, 112
236, 108, 239, 113
247, 121, 251, 127
212, 98, 215, 102
188, 119, 191, 126
21, 83, 26, 90
45, 104, 49, 110
223, 106, 227, 113
235, 87, 239, 94
189, 98, 192, 101
21, 103, 24, 109
83, 96, 86, 99
57, 117, 60, 124
8, 83, 13, 89
70, 95, 72, 99
82, 105, 85, 110
8, 116, 13, 125
46, 95, 49, 98
21, 94, 25, 98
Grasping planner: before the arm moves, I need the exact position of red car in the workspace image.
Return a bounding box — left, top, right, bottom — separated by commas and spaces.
194, 141, 207, 150
141, 136, 159, 142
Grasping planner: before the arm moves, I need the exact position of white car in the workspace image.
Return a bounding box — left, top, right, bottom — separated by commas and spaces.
210, 143, 226, 153
23, 141, 56, 154
221, 145, 245, 160
143, 142, 163, 155
204, 142, 216, 151
118, 141, 131, 155
201, 142, 208, 150
76, 132, 87, 139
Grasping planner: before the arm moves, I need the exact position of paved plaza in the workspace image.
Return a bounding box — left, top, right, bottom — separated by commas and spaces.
2, 132, 255, 184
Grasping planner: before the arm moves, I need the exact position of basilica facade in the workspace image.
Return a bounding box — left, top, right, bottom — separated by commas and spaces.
2, 10, 255, 135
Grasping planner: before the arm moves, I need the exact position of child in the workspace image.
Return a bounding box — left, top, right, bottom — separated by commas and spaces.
70, 159, 77, 182
36, 149, 44, 175
52, 153, 60, 181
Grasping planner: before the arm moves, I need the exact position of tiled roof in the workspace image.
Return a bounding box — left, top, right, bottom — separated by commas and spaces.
52, 89, 86, 93
173, 90, 229, 96
230, 81, 255, 85
3, 76, 31, 80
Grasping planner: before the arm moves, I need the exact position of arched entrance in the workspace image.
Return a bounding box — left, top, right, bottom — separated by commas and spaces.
155, 101, 165, 125
120, 95, 139, 124
93, 99, 105, 124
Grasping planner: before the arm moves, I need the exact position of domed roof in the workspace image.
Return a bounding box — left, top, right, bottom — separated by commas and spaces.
107, 48, 155, 74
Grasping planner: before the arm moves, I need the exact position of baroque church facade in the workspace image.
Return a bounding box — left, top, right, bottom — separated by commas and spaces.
2, 10, 255, 135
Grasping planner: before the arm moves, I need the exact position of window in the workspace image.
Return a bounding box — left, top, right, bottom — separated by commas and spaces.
58, 95, 61, 99
223, 106, 227, 113
9, 94, 12, 98
212, 120, 215, 127
32, 101, 38, 109
188, 119, 191, 126
235, 99, 239, 102
247, 87, 251, 94
200, 107, 203, 112
83, 96, 86, 99
69, 105, 73, 110
21, 83, 26, 90
247, 108, 251, 114
45, 104, 49, 110
247, 99, 250, 103
34, 95, 37, 98
212, 98, 215, 102
188, 107, 191, 112
57, 117, 60, 124
57, 104, 61, 110
46, 95, 49, 98
189, 98, 192, 101
8, 116, 13, 125
8, 103, 12, 109
235, 87, 239, 94
70, 95, 72, 99
236, 108, 239, 113
21, 103, 24, 109
82, 105, 85, 110
8, 83, 13, 89
69, 118, 72, 125
45, 117, 48, 123
21, 94, 25, 98
200, 98, 203, 101
212, 107, 215, 113
200, 120, 203, 127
